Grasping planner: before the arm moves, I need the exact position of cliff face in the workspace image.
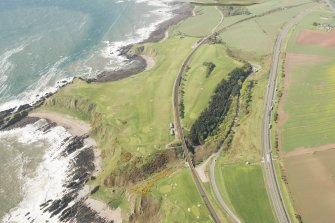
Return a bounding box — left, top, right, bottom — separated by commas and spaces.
129, 195, 161, 223
41, 92, 184, 222
45, 96, 96, 121
104, 147, 183, 187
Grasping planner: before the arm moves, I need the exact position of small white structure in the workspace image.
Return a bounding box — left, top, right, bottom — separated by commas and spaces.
169, 122, 174, 129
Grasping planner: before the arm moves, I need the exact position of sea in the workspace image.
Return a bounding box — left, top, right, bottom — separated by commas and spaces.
0, 0, 174, 222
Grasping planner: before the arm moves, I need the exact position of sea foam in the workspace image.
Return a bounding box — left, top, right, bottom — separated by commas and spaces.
1, 120, 89, 223
101, 0, 174, 71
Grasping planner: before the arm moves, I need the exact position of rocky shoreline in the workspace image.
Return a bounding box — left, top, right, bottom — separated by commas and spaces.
0, 2, 194, 222
93, 1, 194, 82
2, 117, 110, 223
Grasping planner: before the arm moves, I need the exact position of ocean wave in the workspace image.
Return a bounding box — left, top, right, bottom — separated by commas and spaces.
0, 0, 175, 112
0, 57, 72, 113
0, 45, 26, 95
101, 0, 174, 71
1, 120, 89, 223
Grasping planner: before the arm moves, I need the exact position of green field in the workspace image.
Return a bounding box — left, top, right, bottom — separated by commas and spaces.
151, 168, 213, 223
280, 9, 335, 151
281, 60, 335, 151
182, 43, 242, 131
174, 6, 222, 37
287, 10, 335, 57
220, 2, 314, 57
220, 164, 276, 223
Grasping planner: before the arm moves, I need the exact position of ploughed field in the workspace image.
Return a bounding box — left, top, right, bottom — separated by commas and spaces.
278, 8, 335, 223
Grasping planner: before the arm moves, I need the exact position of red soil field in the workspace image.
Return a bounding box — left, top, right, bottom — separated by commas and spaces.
297, 29, 335, 47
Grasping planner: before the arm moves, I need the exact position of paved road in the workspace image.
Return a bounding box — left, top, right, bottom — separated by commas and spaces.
209, 66, 261, 223
172, 4, 312, 223
261, 9, 313, 223
210, 135, 241, 223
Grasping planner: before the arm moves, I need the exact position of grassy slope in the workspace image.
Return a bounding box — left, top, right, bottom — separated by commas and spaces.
281, 9, 335, 151
182, 43, 242, 131
174, 6, 221, 37
44, 36, 194, 159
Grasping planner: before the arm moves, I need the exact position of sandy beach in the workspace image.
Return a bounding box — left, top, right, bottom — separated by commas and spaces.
29, 111, 90, 136
142, 55, 156, 70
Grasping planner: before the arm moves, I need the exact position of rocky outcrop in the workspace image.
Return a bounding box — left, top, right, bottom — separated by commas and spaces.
35, 145, 96, 222
60, 201, 109, 223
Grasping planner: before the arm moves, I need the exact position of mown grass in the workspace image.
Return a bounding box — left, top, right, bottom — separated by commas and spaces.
173, 6, 222, 37
221, 164, 276, 223
43, 38, 195, 181
151, 168, 214, 223
182, 43, 242, 132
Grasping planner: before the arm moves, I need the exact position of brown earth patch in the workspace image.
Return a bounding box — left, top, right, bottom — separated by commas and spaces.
280, 143, 335, 158
296, 29, 335, 47
283, 149, 335, 222
277, 53, 328, 150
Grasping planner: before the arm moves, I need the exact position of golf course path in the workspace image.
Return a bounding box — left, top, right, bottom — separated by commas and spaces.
261, 8, 314, 223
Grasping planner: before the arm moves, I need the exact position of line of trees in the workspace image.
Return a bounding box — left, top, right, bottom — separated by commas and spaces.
189, 63, 252, 145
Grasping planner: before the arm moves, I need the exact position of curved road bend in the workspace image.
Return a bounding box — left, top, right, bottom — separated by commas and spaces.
209, 102, 242, 223
209, 65, 261, 223
262, 9, 314, 223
